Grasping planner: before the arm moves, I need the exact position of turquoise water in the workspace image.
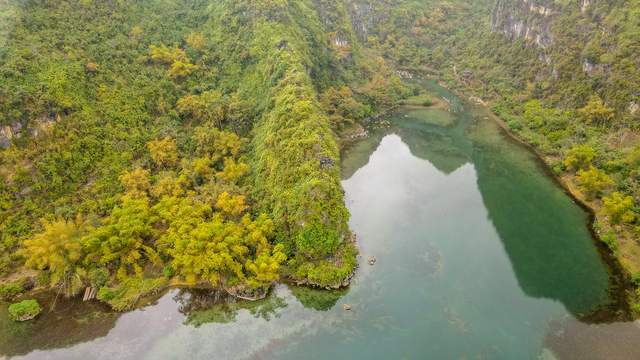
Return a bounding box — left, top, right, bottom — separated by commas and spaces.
0, 82, 626, 359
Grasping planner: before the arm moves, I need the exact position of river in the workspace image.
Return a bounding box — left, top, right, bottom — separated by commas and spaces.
1, 81, 637, 360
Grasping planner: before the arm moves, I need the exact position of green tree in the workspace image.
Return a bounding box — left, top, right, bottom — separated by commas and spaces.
603, 192, 636, 224
564, 145, 596, 171
576, 166, 614, 200
627, 145, 640, 168
22, 216, 89, 296
320, 86, 368, 129
83, 196, 159, 280
147, 137, 178, 168
522, 100, 545, 128
177, 91, 226, 128
119, 168, 151, 198
579, 95, 614, 126
226, 92, 252, 132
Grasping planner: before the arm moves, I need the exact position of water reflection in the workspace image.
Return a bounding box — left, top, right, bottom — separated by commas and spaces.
289, 286, 349, 312
344, 79, 613, 319
545, 317, 640, 359
0, 292, 119, 358
174, 288, 289, 327
472, 133, 611, 316
0, 284, 349, 359
395, 122, 470, 174
341, 109, 471, 179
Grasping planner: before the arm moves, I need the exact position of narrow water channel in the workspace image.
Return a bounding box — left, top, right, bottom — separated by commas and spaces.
1, 81, 636, 360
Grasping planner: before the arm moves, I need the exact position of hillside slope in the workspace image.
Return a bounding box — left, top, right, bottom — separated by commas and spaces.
0, 0, 413, 303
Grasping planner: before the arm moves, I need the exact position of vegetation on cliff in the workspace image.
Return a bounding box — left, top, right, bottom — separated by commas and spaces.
0, 0, 411, 309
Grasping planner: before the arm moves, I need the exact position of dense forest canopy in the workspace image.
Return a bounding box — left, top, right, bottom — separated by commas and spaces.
0, 0, 407, 307
1, 0, 639, 313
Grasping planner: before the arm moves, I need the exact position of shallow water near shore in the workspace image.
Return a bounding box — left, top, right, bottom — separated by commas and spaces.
1, 81, 637, 359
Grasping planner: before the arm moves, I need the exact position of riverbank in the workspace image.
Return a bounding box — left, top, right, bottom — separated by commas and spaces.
339, 77, 627, 321
1, 234, 358, 314
479, 103, 634, 320
338, 77, 633, 321
337, 92, 451, 150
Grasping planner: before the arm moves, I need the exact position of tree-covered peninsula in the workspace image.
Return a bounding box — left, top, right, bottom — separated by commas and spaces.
0, 0, 407, 309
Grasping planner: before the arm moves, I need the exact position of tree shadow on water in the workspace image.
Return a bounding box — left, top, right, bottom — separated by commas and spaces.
289, 285, 349, 312
174, 289, 288, 328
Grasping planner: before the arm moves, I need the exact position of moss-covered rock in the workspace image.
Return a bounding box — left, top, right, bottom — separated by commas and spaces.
8, 299, 42, 322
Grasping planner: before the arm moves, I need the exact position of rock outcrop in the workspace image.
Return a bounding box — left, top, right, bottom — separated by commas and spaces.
491, 0, 556, 50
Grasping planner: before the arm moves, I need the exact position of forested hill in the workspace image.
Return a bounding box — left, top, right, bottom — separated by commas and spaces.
0, 0, 409, 305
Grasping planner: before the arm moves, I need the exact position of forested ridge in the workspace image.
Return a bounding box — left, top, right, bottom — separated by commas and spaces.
0, 0, 407, 307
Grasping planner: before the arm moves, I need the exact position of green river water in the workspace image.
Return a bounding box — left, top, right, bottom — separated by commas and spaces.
1, 81, 637, 360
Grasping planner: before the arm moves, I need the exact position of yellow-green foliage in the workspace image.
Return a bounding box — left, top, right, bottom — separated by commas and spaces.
97, 277, 168, 312
576, 166, 614, 200
564, 145, 596, 172
2, 0, 408, 293
147, 137, 178, 168
22, 216, 89, 296
185, 32, 206, 52
149, 44, 196, 78
177, 91, 225, 128
8, 299, 42, 322
578, 95, 615, 127
20, 127, 287, 303
603, 192, 636, 225
119, 168, 152, 198
157, 195, 286, 289
82, 196, 160, 280
149, 44, 189, 65
247, 22, 353, 285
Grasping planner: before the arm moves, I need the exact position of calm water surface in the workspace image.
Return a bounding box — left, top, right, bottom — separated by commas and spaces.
2, 82, 637, 360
